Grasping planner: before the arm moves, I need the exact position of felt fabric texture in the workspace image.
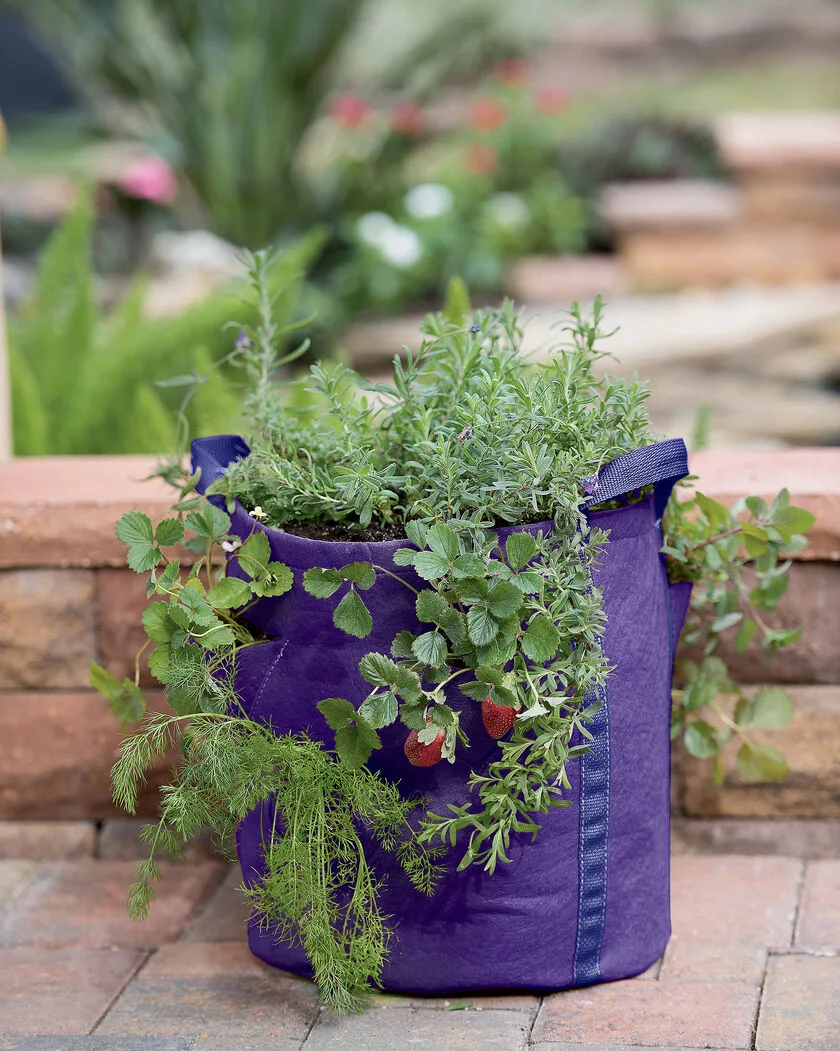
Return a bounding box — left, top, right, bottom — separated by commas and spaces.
192, 436, 690, 995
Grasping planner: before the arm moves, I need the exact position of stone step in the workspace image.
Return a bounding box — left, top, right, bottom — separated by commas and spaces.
598, 180, 745, 234
716, 111, 840, 174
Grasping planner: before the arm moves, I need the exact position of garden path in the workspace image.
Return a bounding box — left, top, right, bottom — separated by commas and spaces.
0, 818, 838, 1049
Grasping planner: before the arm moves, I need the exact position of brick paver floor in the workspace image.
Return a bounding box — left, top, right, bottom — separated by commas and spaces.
0, 820, 838, 1050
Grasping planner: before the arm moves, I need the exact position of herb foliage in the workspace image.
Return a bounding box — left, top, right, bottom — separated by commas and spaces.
94, 247, 813, 1011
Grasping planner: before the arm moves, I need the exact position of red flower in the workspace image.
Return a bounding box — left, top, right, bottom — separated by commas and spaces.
389, 100, 425, 137
494, 57, 529, 86
470, 98, 508, 132
535, 85, 568, 115
464, 142, 499, 176
328, 92, 372, 128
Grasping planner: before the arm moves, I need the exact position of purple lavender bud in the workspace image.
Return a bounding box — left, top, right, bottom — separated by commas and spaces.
470, 323, 481, 333
580, 475, 599, 497
235, 330, 252, 351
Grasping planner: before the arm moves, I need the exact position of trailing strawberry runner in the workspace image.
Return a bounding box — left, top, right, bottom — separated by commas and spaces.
92, 250, 813, 1012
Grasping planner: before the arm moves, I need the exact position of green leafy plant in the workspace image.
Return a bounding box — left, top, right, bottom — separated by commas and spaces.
7, 194, 320, 454
93, 249, 813, 1011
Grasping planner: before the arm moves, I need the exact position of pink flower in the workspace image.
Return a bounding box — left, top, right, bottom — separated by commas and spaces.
464, 142, 499, 176
494, 58, 529, 86
535, 85, 568, 115
328, 93, 372, 129
470, 98, 508, 133
118, 155, 177, 205
389, 100, 426, 137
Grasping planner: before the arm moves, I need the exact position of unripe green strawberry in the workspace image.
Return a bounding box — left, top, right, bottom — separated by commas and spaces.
404, 720, 445, 766
482, 695, 520, 739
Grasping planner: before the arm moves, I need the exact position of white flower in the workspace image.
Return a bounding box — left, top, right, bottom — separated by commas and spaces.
488, 192, 529, 229
221, 538, 242, 553
357, 211, 396, 248
377, 224, 423, 269
404, 183, 454, 220
249, 506, 268, 520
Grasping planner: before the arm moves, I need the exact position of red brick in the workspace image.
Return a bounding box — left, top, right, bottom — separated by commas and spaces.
0, 455, 173, 569
690, 447, 840, 564
670, 856, 801, 947
756, 954, 840, 1050
0, 690, 178, 820
99, 819, 222, 861
532, 979, 759, 1048
681, 688, 840, 819
0, 821, 95, 859
660, 938, 767, 984
795, 860, 840, 951
0, 945, 144, 1035
97, 940, 318, 1040
0, 859, 223, 948
686, 563, 840, 685
97, 568, 163, 688
671, 818, 840, 860
0, 569, 96, 688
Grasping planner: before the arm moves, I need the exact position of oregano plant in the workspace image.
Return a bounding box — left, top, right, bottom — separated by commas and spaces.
93, 247, 813, 1012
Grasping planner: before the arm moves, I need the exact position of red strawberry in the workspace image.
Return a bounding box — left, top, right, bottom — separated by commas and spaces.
482, 695, 520, 739
404, 720, 445, 767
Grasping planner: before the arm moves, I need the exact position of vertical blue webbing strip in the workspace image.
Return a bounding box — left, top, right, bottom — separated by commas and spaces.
573, 673, 611, 983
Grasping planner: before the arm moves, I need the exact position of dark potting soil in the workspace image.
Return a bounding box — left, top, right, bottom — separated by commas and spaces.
278, 520, 408, 543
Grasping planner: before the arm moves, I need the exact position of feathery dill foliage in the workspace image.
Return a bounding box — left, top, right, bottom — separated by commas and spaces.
113, 706, 443, 1014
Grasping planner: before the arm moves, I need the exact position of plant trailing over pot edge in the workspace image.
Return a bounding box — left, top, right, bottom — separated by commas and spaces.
91, 249, 813, 1012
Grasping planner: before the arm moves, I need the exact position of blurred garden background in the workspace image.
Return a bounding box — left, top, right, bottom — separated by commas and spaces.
2, 0, 840, 458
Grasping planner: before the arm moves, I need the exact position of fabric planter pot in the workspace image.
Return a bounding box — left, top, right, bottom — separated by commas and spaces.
191, 434, 690, 995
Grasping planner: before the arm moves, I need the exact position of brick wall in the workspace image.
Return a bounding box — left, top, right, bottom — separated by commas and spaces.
0, 450, 838, 819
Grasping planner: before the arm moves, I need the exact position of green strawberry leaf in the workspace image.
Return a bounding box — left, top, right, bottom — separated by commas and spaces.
335, 721, 381, 768
303, 567, 343, 598
359, 653, 400, 687
236, 532, 271, 578
116, 511, 161, 572
751, 687, 794, 729
522, 615, 561, 662
155, 518, 185, 548
333, 589, 373, 638
505, 531, 537, 571
736, 741, 788, 781
416, 589, 448, 624
467, 606, 499, 646
412, 551, 451, 580
684, 720, 725, 758
317, 697, 357, 730
340, 562, 376, 590
391, 631, 416, 659
486, 581, 524, 619
426, 523, 459, 560
359, 691, 398, 729
207, 576, 252, 609
452, 553, 485, 577
412, 630, 447, 667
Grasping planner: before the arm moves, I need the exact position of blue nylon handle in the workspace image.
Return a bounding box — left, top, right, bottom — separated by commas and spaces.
191, 435, 251, 494
582, 437, 689, 521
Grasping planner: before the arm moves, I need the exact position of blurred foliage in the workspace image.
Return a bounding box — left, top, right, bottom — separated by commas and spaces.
558, 114, 726, 197
7, 192, 319, 455
11, 0, 367, 247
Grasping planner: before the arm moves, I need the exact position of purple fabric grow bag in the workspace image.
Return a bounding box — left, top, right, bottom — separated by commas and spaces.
192, 435, 691, 995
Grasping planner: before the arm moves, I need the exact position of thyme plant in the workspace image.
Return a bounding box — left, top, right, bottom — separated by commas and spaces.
93, 248, 813, 1012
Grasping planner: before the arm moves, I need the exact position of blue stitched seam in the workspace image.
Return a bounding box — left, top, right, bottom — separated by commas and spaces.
573, 534, 611, 985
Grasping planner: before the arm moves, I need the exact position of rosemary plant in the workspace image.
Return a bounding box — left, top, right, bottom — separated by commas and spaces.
93, 248, 813, 1012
